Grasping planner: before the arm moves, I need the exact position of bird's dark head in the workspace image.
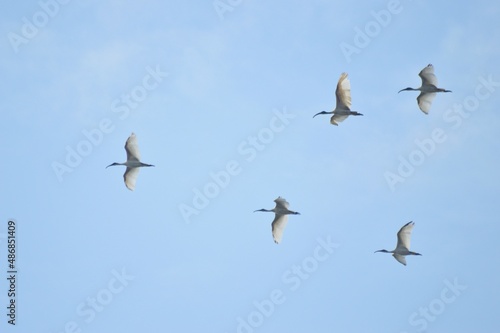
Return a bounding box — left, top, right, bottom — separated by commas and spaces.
374, 249, 390, 253
106, 162, 120, 168
313, 111, 328, 118
398, 87, 413, 93
254, 209, 272, 213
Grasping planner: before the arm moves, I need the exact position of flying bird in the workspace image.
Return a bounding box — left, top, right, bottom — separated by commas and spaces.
398, 64, 451, 114
106, 133, 154, 191
374, 221, 422, 266
313, 72, 363, 126
254, 197, 300, 244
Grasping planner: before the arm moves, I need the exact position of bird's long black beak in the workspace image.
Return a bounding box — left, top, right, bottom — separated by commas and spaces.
313, 111, 326, 118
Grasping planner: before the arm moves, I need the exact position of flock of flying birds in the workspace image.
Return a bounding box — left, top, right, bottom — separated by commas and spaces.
106, 64, 451, 266
312, 63, 452, 125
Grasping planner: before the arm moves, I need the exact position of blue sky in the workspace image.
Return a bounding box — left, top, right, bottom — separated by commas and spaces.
1, 0, 499, 332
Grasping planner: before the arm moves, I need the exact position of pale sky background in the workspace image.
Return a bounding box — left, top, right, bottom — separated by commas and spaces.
1, 0, 500, 332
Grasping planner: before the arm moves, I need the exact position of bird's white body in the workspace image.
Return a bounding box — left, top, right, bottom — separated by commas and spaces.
313, 73, 363, 125
123, 160, 148, 168
254, 197, 300, 244
375, 221, 421, 266
106, 133, 154, 191
399, 64, 451, 114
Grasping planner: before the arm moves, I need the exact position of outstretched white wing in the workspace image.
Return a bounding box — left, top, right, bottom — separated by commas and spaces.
274, 197, 290, 210
335, 73, 352, 111
393, 254, 407, 266
417, 92, 437, 114
123, 167, 140, 191
396, 221, 415, 252
331, 114, 349, 125
271, 214, 289, 244
419, 64, 438, 87
125, 133, 141, 162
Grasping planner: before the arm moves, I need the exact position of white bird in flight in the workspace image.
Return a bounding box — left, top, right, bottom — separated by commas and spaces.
106, 133, 154, 191
313, 72, 363, 126
374, 221, 422, 266
398, 64, 451, 114
254, 197, 300, 244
